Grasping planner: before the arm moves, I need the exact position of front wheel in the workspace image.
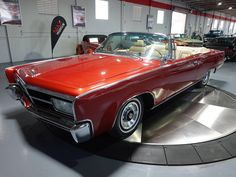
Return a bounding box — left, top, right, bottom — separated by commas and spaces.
196, 71, 210, 88
110, 97, 143, 139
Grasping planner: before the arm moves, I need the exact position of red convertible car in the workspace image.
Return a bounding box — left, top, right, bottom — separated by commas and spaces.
76, 34, 107, 55
5, 32, 224, 143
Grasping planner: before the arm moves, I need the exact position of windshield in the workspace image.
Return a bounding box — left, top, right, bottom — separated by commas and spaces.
95, 32, 170, 60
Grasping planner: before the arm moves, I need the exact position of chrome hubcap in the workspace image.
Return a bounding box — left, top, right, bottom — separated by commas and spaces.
120, 101, 140, 131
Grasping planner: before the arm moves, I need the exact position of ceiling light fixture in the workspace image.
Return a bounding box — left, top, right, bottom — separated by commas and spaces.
228, 7, 233, 10
217, 2, 222, 6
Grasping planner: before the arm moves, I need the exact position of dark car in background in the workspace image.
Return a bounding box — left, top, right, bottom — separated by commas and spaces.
204, 30, 224, 39
203, 30, 236, 61
203, 36, 236, 61
203, 30, 224, 44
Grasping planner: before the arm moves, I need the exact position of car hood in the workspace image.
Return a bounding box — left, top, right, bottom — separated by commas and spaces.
16, 54, 147, 96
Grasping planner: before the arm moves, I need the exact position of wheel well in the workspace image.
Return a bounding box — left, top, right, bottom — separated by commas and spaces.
138, 93, 155, 110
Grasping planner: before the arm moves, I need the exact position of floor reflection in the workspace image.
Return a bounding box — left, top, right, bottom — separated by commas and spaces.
125, 86, 236, 145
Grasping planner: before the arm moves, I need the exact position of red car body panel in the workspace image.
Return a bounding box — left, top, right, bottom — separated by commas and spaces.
5, 50, 224, 136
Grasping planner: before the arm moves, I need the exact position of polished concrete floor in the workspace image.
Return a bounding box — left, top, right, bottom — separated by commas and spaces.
126, 86, 236, 145
1, 61, 236, 177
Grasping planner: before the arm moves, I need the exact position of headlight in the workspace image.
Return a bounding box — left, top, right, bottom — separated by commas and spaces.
51, 98, 73, 115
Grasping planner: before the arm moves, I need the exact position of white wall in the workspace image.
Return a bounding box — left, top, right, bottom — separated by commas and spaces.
0, 26, 11, 63
149, 7, 172, 34
0, 0, 122, 63
79, 0, 121, 34
186, 13, 194, 36
5, 0, 78, 62
122, 2, 149, 32
0, 0, 235, 63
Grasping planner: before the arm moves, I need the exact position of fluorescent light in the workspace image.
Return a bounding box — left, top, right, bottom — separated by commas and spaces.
217, 2, 222, 6
228, 7, 233, 10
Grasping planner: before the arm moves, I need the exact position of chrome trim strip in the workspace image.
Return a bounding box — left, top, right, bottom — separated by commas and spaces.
95, 52, 141, 60
28, 109, 71, 131
150, 81, 198, 110
31, 96, 53, 104
72, 100, 78, 122
16, 75, 34, 103
26, 85, 75, 101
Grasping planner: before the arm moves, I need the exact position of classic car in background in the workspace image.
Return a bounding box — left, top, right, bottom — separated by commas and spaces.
5, 32, 224, 143
172, 33, 203, 47
76, 34, 107, 55
203, 32, 236, 61
203, 30, 224, 45
204, 30, 224, 39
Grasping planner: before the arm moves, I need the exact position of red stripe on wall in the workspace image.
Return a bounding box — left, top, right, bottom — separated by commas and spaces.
122, 0, 150, 6
192, 10, 236, 22
122, 0, 236, 23
151, 1, 172, 10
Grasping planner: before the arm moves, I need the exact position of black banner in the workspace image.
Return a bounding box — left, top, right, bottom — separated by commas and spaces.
51, 16, 67, 53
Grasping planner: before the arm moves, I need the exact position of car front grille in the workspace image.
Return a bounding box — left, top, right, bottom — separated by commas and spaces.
15, 75, 75, 120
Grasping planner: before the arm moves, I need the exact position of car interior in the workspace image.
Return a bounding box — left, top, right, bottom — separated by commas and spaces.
127, 39, 210, 60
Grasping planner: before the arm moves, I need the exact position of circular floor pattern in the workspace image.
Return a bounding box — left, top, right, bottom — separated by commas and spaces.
79, 86, 236, 165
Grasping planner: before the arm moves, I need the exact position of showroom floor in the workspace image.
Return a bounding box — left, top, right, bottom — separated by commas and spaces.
1, 61, 236, 177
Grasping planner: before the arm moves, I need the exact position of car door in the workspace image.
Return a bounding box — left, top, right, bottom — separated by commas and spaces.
196, 51, 223, 80
159, 56, 199, 99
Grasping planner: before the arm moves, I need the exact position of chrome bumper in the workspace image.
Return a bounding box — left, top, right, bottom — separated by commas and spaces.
70, 123, 92, 143
29, 109, 93, 143
6, 84, 93, 143
6, 84, 23, 100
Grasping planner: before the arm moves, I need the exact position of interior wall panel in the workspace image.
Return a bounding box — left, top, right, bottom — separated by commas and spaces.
5, 0, 78, 62
186, 13, 196, 36
149, 7, 171, 34
82, 0, 121, 34
0, 26, 11, 63
122, 2, 149, 32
